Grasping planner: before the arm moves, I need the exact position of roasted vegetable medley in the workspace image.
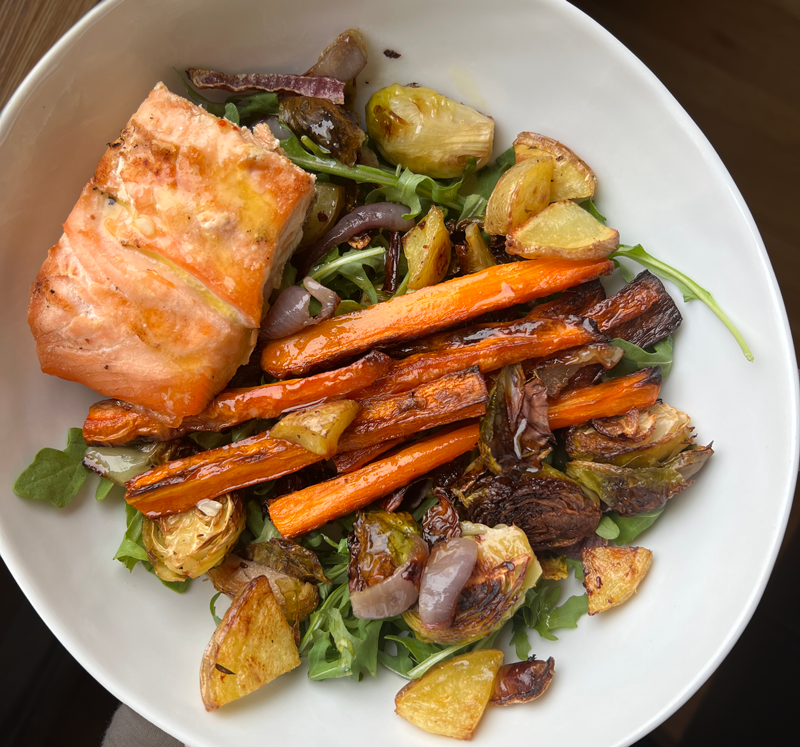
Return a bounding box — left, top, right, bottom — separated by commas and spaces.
17, 28, 751, 741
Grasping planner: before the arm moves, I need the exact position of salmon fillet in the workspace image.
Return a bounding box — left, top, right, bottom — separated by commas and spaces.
29, 83, 315, 420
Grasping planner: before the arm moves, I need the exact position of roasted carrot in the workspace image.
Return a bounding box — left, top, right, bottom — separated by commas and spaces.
332, 439, 406, 474
125, 369, 488, 517
261, 258, 614, 377
356, 316, 606, 399
269, 425, 480, 538
84, 351, 392, 446
547, 367, 662, 430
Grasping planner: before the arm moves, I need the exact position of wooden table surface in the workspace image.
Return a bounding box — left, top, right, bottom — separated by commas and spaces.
1, 1, 798, 745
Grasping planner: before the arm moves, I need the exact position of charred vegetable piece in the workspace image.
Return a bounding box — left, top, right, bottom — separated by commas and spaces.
187, 67, 346, 103
395, 649, 505, 740
83, 351, 391, 446
547, 367, 662, 431
457, 465, 602, 552
244, 539, 329, 584
528, 343, 623, 397
566, 443, 713, 516
83, 439, 197, 484
565, 402, 694, 468
585, 270, 682, 349
582, 545, 653, 615
507, 200, 619, 260
299, 182, 345, 246
538, 554, 569, 581
200, 576, 300, 711
348, 509, 429, 619
270, 400, 360, 457
490, 656, 556, 706
305, 28, 368, 108
260, 257, 614, 378
206, 554, 319, 623
279, 96, 365, 165
366, 84, 494, 179
529, 279, 607, 320
484, 157, 554, 235
333, 438, 404, 474
421, 490, 462, 546
455, 223, 496, 274
403, 205, 452, 290
514, 131, 597, 202
404, 522, 540, 645
478, 364, 553, 473
142, 493, 245, 582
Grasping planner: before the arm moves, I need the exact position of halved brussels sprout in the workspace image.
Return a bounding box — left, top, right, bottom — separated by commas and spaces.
142, 492, 245, 582
299, 182, 345, 247
366, 84, 494, 179
403, 206, 452, 290
403, 523, 540, 645
458, 465, 602, 552
244, 539, 329, 584
565, 402, 694, 468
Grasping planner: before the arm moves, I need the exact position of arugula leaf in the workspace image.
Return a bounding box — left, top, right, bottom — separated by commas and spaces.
510, 614, 532, 659
474, 146, 515, 200
14, 428, 90, 508
175, 70, 279, 121
311, 245, 386, 305
546, 594, 589, 630
583, 198, 607, 224
565, 557, 585, 582
245, 499, 281, 542
406, 641, 472, 679
608, 507, 666, 545
595, 514, 621, 540
95, 477, 117, 501
612, 257, 635, 283
611, 244, 753, 361
377, 642, 414, 678
608, 336, 673, 379
514, 584, 589, 641
210, 592, 223, 626
223, 102, 240, 125
335, 299, 367, 316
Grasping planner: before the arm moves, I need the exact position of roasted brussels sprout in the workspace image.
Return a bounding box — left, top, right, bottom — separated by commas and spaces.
366, 84, 494, 178
421, 490, 462, 547
142, 492, 245, 582
565, 403, 694, 468
529, 343, 623, 397
402, 205, 452, 290
582, 546, 653, 615
298, 182, 345, 247
206, 554, 320, 623
403, 522, 540, 645
458, 465, 602, 552
244, 538, 329, 584
279, 96, 366, 165
538, 553, 568, 581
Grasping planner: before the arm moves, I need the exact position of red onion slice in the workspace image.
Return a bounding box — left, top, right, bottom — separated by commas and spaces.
350, 535, 429, 620
187, 68, 345, 105
260, 277, 340, 340
418, 538, 479, 629
296, 202, 415, 275
306, 30, 368, 82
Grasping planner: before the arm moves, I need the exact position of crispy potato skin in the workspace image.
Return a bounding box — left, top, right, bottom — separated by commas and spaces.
395, 649, 504, 739
582, 546, 653, 615
199, 576, 300, 711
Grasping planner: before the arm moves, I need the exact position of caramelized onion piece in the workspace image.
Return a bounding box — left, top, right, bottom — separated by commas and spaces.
418, 538, 478, 629
261, 277, 339, 340
350, 535, 429, 620
307, 29, 368, 81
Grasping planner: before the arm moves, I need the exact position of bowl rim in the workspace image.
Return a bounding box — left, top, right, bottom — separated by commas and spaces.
1, 0, 797, 744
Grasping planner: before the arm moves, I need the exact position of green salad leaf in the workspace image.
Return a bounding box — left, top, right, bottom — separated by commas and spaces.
245, 499, 281, 543
95, 476, 117, 502
612, 244, 753, 361
513, 583, 589, 643
14, 428, 90, 508
608, 336, 673, 379
210, 592, 223, 626
608, 507, 666, 545
595, 514, 621, 540
175, 69, 279, 121
311, 245, 386, 305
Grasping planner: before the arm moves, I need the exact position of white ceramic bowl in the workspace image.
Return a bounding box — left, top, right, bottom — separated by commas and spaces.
1, 1, 797, 745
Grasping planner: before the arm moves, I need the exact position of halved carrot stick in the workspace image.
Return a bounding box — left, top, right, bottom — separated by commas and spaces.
332, 439, 405, 474
261, 258, 613, 377
547, 367, 662, 430
125, 369, 488, 517
84, 351, 392, 446
269, 425, 480, 538
356, 316, 606, 399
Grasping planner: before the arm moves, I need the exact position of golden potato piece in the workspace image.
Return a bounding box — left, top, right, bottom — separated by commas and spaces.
455, 223, 496, 274
395, 649, 504, 740
582, 546, 653, 615
506, 200, 619, 260
484, 157, 554, 235
200, 576, 300, 711
403, 205, 452, 290
270, 399, 360, 456
514, 131, 597, 202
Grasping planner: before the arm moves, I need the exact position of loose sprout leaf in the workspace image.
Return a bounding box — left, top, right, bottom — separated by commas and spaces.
210, 592, 223, 626
14, 428, 90, 508
609, 507, 666, 545
583, 198, 607, 224
335, 299, 367, 316
595, 514, 621, 540
95, 476, 116, 501
608, 336, 674, 379
612, 244, 753, 361
510, 614, 532, 660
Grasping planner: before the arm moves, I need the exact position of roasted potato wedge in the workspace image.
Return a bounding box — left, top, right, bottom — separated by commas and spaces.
395, 649, 504, 740
582, 545, 653, 615
403, 205, 452, 290
200, 576, 300, 711
484, 157, 553, 235
298, 182, 345, 246
270, 399, 360, 457
506, 200, 619, 259
514, 131, 597, 202
455, 223, 496, 274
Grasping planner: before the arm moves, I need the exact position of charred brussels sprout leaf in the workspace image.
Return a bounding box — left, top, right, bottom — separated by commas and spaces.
244, 539, 329, 584
421, 490, 462, 547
